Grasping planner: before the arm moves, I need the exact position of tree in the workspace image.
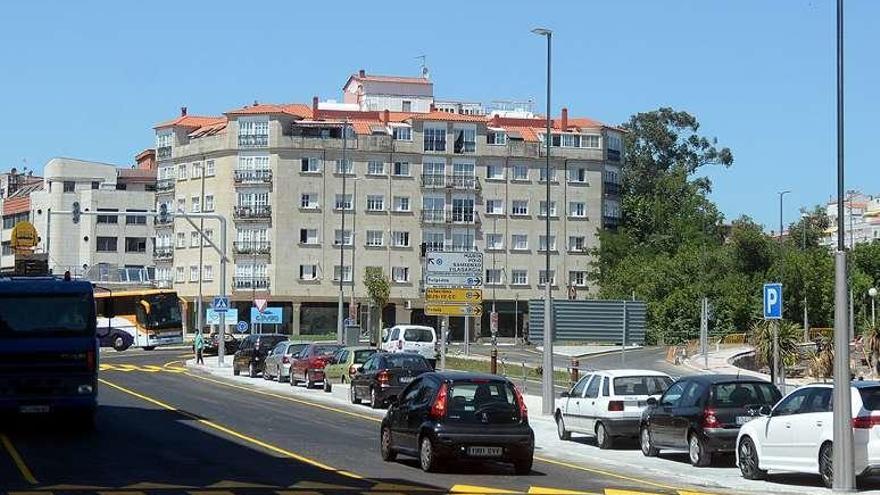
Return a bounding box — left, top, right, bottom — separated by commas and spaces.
363, 267, 390, 345
749, 320, 801, 371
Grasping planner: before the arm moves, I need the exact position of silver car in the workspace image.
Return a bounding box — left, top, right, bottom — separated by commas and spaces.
263, 342, 308, 383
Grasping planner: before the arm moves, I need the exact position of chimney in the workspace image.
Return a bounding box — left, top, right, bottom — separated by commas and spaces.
358, 69, 366, 78
312, 96, 319, 117
561, 107, 568, 130
429, 103, 436, 112
383, 109, 390, 124
180, 106, 187, 117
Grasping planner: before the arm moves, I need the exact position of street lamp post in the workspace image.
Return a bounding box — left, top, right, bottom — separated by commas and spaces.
802, 212, 810, 341
870, 288, 877, 328
351, 178, 359, 331
774, 190, 790, 389
337, 120, 349, 345
532, 26, 554, 416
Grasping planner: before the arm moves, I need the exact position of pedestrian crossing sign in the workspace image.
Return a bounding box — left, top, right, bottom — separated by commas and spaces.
213, 296, 230, 313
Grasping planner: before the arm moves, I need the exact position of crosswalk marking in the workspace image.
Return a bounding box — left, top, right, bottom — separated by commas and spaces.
99, 363, 186, 373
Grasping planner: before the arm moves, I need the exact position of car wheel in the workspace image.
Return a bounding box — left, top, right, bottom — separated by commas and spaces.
324, 380, 332, 393
689, 432, 711, 467
738, 437, 767, 480
819, 442, 833, 488
233, 366, 240, 376
596, 422, 613, 450
513, 456, 533, 475
555, 412, 571, 441
305, 371, 314, 389
350, 385, 361, 404
419, 435, 438, 472
249, 363, 257, 378
380, 426, 397, 462
112, 336, 127, 351
370, 387, 382, 409
640, 427, 659, 457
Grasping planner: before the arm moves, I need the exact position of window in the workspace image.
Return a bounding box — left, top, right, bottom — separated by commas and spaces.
366, 195, 385, 212
158, 165, 175, 181
392, 126, 412, 141
156, 132, 173, 149
539, 270, 556, 287
203, 228, 214, 246
177, 197, 185, 211
333, 265, 352, 282
61, 180, 75, 192
335, 194, 353, 210
512, 234, 528, 251
402, 100, 412, 112
803, 388, 833, 413
96, 237, 118, 252
204, 194, 215, 212
124, 209, 147, 225
300, 264, 318, 280
424, 232, 445, 251
451, 198, 474, 223
177, 164, 187, 181
97, 208, 118, 224
237, 155, 269, 171
486, 164, 505, 180
301, 157, 320, 173
192, 162, 202, 178
186, 265, 197, 282
176, 232, 186, 248
191, 197, 201, 213
569, 202, 587, 218
423, 127, 447, 152
203, 265, 214, 281
568, 167, 587, 183
512, 164, 528, 181
393, 161, 411, 177
366, 230, 384, 247
582, 135, 601, 148
571, 375, 592, 397
125, 237, 146, 253
367, 161, 385, 175
511, 200, 529, 216
569, 236, 586, 252
485, 199, 504, 215
584, 376, 602, 399
394, 196, 411, 212
486, 269, 502, 285
453, 127, 476, 153
451, 231, 474, 251
91, 181, 100, 190
511, 270, 528, 286
175, 266, 185, 283
191, 232, 200, 247
539, 201, 557, 218
570, 271, 587, 287
539, 235, 557, 252
487, 131, 507, 145
334, 230, 352, 246
300, 228, 318, 245
300, 193, 318, 209
205, 160, 215, 177
486, 233, 504, 250
539, 167, 557, 182
392, 267, 409, 283
392, 231, 410, 247
334, 159, 353, 175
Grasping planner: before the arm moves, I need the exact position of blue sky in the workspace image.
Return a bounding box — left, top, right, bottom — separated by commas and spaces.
1, 1, 876, 229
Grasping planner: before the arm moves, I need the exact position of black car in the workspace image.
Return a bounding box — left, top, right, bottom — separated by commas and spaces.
204, 331, 240, 355
350, 353, 431, 409
232, 334, 288, 378
640, 374, 781, 466
380, 371, 534, 474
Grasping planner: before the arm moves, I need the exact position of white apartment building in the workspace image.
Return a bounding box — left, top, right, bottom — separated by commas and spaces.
0, 170, 44, 270
822, 191, 880, 248
154, 70, 624, 338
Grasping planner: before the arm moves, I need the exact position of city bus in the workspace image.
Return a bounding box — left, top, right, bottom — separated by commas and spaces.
94, 288, 183, 350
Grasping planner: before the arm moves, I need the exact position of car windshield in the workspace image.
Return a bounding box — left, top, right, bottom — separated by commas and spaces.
353, 349, 376, 364
447, 380, 520, 424
384, 354, 429, 369
0, 294, 95, 337
314, 345, 340, 356
613, 376, 673, 396
710, 382, 781, 408
288, 344, 308, 355
403, 328, 434, 342
859, 387, 880, 410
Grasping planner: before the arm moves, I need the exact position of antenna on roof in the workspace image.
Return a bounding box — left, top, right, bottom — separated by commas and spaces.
416, 55, 429, 79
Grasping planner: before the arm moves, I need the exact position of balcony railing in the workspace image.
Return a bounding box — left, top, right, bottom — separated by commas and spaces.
234, 169, 273, 184
607, 149, 621, 162
238, 134, 269, 147
153, 246, 174, 261
450, 211, 478, 224
233, 241, 271, 255
155, 279, 173, 289
233, 276, 270, 291
234, 205, 272, 220
420, 210, 446, 224
603, 215, 621, 230
604, 181, 621, 196
155, 216, 174, 226
420, 174, 446, 188
157, 146, 172, 160
447, 175, 479, 190
157, 179, 175, 191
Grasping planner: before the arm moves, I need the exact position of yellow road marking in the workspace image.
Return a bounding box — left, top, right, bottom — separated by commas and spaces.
533, 456, 679, 492
678, 492, 719, 495
605, 490, 664, 495
100, 363, 186, 373
1, 433, 38, 485
529, 487, 598, 494
450, 485, 519, 494
98, 378, 361, 480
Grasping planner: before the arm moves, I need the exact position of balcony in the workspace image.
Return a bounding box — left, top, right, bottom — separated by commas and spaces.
603, 215, 621, 231
607, 149, 621, 162
420, 210, 446, 224
604, 181, 621, 196
450, 211, 479, 225
234, 169, 273, 185
157, 146, 172, 160
155, 279, 173, 289
234, 205, 272, 221
153, 246, 174, 261
420, 174, 446, 188
238, 134, 269, 148
155, 216, 174, 227
233, 241, 271, 255
233, 276, 270, 291
157, 179, 175, 192
447, 175, 480, 190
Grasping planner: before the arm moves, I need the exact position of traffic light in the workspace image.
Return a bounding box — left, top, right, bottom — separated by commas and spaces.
158, 203, 169, 224
72, 201, 81, 224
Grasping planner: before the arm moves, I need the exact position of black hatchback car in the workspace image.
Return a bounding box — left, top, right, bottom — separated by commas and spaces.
379, 371, 534, 474
640, 374, 781, 466
232, 334, 288, 378
351, 353, 431, 408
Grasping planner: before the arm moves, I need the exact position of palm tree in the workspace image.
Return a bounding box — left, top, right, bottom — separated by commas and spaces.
864, 326, 880, 377
808, 337, 834, 379
749, 319, 800, 372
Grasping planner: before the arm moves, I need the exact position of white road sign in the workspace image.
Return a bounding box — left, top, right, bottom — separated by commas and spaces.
425, 274, 483, 288
426, 252, 483, 275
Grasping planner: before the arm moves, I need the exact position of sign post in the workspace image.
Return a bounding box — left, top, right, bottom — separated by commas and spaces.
763, 283, 783, 389
424, 251, 483, 362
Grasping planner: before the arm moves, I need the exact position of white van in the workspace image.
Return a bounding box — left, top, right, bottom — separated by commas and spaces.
383, 325, 437, 364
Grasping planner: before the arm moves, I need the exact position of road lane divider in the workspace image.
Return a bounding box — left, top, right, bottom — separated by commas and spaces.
1, 433, 38, 485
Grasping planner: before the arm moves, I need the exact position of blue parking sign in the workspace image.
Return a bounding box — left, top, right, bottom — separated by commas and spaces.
763, 283, 783, 320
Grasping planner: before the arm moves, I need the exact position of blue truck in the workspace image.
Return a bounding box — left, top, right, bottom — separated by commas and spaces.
0, 275, 102, 426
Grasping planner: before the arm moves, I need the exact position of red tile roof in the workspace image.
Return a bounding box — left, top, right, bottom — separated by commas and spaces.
409, 111, 488, 123
351, 73, 432, 85
224, 103, 312, 119
189, 119, 228, 138
2, 196, 31, 216
154, 115, 224, 130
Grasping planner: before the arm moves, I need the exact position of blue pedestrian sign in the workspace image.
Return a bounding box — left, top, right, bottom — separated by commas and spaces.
212, 296, 230, 313
763, 283, 783, 320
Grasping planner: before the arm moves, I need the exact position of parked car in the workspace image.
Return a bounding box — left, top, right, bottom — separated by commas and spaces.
323, 346, 378, 392
555, 369, 673, 449
232, 334, 288, 378
263, 342, 309, 383
350, 352, 432, 408
204, 331, 240, 355
290, 343, 343, 389
99, 328, 133, 351
640, 374, 781, 466
380, 371, 534, 474
737, 381, 880, 488
382, 325, 437, 366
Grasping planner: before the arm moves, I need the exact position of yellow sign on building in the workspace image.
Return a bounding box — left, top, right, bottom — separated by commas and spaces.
10, 221, 38, 254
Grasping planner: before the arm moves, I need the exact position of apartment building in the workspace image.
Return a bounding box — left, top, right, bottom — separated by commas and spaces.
822, 191, 880, 248
155, 70, 623, 338
0, 170, 44, 270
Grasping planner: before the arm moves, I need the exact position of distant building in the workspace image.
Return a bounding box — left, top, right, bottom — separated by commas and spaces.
0, 170, 44, 269
821, 191, 880, 248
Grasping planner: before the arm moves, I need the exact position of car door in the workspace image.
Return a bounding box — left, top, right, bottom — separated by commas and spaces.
761, 387, 811, 467
394, 377, 429, 453
580, 375, 603, 433
791, 387, 832, 470
356, 355, 380, 398
564, 375, 591, 432
668, 381, 705, 449
650, 380, 688, 447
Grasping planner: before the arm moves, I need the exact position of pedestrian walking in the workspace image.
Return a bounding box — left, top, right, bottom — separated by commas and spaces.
195, 331, 205, 365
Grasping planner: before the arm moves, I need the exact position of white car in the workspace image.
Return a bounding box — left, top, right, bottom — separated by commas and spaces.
382, 325, 437, 365
737, 381, 880, 488
555, 369, 673, 449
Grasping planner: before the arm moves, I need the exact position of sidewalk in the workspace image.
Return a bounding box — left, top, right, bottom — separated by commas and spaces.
683, 346, 810, 392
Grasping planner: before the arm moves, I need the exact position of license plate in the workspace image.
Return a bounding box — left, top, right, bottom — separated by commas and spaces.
467, 446, 502, 457
399, 376, 414, 384
736, 416, 752, 426
20, 405, 50, 414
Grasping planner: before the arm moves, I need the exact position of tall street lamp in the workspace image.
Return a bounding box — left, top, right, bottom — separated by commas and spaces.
532, 26, 554, 416
778, 190, 791, 244
772, 190, 790, 389
801, 211, 810, 341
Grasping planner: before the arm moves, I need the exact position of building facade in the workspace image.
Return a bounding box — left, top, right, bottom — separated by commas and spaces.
0, 170, 44, 270
154, 71, 623, 338
822, 191, 880, 248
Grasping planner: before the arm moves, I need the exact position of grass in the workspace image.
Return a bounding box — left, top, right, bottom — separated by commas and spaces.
444, 356, 571, 386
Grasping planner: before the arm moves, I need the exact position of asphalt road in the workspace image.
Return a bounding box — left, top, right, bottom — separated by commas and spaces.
0, 348, 721, 495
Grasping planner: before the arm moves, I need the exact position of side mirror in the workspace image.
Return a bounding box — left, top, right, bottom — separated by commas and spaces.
759, 405, 772, 416
560, 391, 570, 398
646, 397, 658, 407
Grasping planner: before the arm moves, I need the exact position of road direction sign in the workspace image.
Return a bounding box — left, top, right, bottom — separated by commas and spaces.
425, 288, 483, 303
212, 296, 230, 313
425, 274, 483, 288
425, 304, 483, 317
763, 283, 783, 319
426, 252, 483, 275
